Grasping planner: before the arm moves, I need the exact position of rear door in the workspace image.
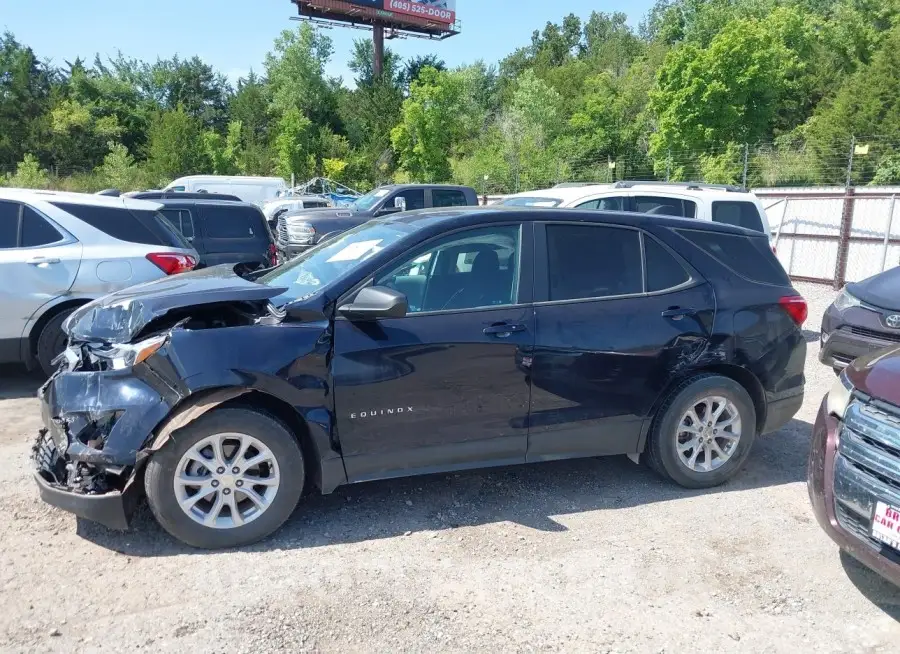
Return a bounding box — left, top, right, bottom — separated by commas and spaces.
198, 204, 269, 268
0, 201, 81, 352
528, 221, 715, 460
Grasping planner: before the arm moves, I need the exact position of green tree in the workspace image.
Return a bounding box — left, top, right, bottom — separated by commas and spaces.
5, 154, 51, 189
274, 107, 314, 181
145, 107, 208, 180
97, 142, 140, 190
0, 33, 52, 168
265, 25, 337, 127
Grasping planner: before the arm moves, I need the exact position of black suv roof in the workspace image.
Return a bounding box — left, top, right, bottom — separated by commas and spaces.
389, 206, 766, 238
155, 198, 262, 211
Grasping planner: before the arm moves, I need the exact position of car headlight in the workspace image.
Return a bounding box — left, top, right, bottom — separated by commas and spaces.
833, 288, 861, 312
287, 223, 316, 244
827, 371, 854, 419
95, 335, 167, 370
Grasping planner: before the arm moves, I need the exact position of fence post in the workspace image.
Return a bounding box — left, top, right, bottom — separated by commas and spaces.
665, 150, 671, 182
846, 136, 855, 188
882, 195, 897, 272
773, 199, 789, 251
741, 143, 749, 188
835, 187, 855, 290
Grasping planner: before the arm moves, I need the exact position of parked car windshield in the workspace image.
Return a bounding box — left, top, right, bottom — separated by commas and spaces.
350, 188, 391, 211
497, 196, 563, 207
259, 221, 419, 305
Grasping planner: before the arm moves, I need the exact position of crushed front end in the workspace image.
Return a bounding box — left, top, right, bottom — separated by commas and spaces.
32, 341, 181, 530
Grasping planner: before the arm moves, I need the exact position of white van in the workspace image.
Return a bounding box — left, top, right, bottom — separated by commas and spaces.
164, 176, 287, 207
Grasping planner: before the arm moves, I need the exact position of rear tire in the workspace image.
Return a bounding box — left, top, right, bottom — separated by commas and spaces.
145, 407, 306, 549
36, 309, 76, 377
646, 374, 757, 489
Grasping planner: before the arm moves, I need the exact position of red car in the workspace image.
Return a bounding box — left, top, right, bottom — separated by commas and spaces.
809, 346, 900, 584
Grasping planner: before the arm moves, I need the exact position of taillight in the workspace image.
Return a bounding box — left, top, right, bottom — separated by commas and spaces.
146, 252, 197, 275
779, 295, 808, 326
268, 244, 278, 267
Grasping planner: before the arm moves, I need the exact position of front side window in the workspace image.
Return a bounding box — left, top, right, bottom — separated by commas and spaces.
377, 225, 521, 313
161, 209, 195, 240
546, 224, 642, 301
394, 189, 426, 211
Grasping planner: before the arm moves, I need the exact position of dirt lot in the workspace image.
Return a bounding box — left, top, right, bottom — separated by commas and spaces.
1, 282, 899, 653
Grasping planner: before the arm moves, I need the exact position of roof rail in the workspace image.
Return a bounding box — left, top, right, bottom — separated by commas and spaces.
613, 180, 747, 193
552, 182, 608, 188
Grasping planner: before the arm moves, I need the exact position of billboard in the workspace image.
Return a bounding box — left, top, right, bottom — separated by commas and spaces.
383, 0, 456, 25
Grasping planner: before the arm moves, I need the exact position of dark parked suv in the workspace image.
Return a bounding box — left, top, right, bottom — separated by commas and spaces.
276, 184, 478, 260
33, 208, 806, 548
157, 199, 276, 271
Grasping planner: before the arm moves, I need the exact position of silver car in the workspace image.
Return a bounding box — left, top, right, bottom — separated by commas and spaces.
0, 189, 198, 375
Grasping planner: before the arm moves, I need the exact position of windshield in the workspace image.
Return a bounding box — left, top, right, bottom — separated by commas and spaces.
351, 188, 391, 211
498, 196, 563, 207
259, 221, 417, 305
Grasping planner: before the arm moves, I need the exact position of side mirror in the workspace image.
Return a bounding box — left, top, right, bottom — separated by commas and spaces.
394, 196, 407, 211
338, 286, 408, 321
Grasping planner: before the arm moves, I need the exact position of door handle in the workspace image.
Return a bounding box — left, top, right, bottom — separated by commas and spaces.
27, 257, 61, 265
661, 307, 697, 320
484, 323, 527, 337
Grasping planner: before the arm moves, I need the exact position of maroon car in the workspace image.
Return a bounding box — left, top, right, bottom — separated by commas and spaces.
809, 346, 900, 584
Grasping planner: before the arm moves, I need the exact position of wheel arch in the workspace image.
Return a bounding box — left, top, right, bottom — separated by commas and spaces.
23, 297, 93, 365
637, 364, 767, 453
144, 386, 333, 496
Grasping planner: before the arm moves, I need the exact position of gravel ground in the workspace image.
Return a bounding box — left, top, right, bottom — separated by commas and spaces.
1, 282, 899, 654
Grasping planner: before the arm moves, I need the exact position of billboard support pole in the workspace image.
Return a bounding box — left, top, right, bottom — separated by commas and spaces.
373, 24, 385, 81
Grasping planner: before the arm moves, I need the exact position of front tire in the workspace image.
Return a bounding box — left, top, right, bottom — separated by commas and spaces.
646, 374, 757, 489
145, 407, 305, 548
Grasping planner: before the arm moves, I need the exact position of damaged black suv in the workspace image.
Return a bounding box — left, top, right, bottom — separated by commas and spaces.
34, 207, 807, 548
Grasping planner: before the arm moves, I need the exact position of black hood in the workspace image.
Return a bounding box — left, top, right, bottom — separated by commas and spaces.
284, 208, 365, 222
847, 267, 900, 312
65, 265, 287, 344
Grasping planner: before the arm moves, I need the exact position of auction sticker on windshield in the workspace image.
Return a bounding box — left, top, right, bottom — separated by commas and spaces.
872, 502, 900, 550
327, 240, 384, 263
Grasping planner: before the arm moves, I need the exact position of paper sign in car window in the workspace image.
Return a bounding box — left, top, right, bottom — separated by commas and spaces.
295, 269, 321, 286
326, 239, 384, 263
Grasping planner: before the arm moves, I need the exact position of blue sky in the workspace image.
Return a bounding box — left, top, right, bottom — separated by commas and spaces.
3, 1, 655, 86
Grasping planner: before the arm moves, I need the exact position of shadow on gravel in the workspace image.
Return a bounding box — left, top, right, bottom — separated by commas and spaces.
802, 329, 820, 343
75, 417, 814, 557
0, 366, 43, 401
840, 551, 900, 622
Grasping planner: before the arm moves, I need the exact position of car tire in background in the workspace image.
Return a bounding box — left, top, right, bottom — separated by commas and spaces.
36, 308, 76, 378
144, 407, 306, 549
646, 374, 757, 489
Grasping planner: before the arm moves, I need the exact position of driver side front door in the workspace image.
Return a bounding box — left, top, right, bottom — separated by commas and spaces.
332, 222, 534, 482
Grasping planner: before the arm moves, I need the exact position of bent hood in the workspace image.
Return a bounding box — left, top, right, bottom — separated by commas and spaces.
65, 265, 287, 344
847, 267, 900, 311
847, 345, 900, 407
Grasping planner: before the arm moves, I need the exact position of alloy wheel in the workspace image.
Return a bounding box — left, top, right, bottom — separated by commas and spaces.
676, 396, 742, 473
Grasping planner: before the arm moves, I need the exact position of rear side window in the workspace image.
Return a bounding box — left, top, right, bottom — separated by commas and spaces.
52, 202, 164, 246
432, 189, 469, 208
635, 196, 696, 218
205, 206, 261, 239
546, 224, 643, 300
21, 207, 63, 246
160, 209, 195, 240
645, 236, 690, 291
681, 229, 789, 286
0, 201, 20, 248
712, 201, 764, 232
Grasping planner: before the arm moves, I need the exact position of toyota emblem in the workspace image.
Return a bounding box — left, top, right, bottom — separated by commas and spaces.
886, 314, 900, 329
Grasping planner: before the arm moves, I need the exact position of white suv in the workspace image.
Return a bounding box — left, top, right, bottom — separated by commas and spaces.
496, 181, 772, 235
0, 189, 198, 375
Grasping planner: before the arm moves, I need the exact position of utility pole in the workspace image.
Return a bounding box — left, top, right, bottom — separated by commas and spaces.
373, 24, 385, 81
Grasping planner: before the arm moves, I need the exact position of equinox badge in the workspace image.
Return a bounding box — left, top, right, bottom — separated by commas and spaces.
350, 407, 414, 419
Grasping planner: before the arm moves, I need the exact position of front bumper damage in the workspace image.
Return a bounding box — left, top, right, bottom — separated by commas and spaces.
31, 359, 177, 530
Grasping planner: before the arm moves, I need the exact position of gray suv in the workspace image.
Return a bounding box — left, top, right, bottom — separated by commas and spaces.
0, 189, 198, 375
